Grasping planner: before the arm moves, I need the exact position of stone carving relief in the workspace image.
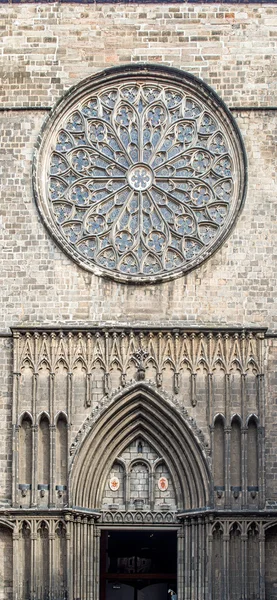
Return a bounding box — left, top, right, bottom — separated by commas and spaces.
34, 65, 246, 282
14, 329, 263, 406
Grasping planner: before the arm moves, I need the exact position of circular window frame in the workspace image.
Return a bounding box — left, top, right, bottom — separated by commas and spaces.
33, 64, 247, 284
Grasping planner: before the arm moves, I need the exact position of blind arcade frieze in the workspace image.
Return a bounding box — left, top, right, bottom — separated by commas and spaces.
13, 329, 264, 424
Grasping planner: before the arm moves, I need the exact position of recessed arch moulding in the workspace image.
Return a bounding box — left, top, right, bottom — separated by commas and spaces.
34, 64, 246, 283
69, 382, 212, 512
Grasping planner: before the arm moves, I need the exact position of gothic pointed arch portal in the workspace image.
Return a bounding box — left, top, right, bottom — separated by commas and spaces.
70, 383, 212, 514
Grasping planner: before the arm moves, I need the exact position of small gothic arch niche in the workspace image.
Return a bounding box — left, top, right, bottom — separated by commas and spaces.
19, 521, 31, 600
56, 413, 68, 502
196, 361, 208, 409
212, 522, 224, 600
20, 360, 33, 409
54, 522, 67, 596
154, 460, 176, 510
247, 416, 258, 499
137, 440, 143, 454
19, 413, 32, 502
212, 361, 226, 414
230, 416, 242, 498
37, 360, 50, 415
73, 359, 87, 408
34, 64, 246, 284
37, 521, 49, 597
102, 460, 126, 510
229, 523, 242, 599
230, 362, 242, 411
246, 361, 258, 414
213, 415, 225, 499
130, 460, 150, 509
247, 522, 259, 599
38, 413, 50, 503
55, 360, 68, 413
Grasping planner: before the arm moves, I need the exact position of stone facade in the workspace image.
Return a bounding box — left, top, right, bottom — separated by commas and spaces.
1, 2, 277, 600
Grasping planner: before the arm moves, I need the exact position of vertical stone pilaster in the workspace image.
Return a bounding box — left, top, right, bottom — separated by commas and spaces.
13, 425, 19, 508
31, 424, 38, 508
12, 525, 19, 600
191, 373, 196, 407
49, 367, 55, 507
225, 373, 230, 425
209, 425, 215, 507
49, 423, 55, 508
224, 427, 231, 509
67, 372, 73, 426
149, 470, 154, 510
126, 471, 130, 508
207, 371, 213, 428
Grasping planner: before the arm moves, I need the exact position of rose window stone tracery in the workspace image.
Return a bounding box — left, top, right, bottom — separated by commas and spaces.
34, 66, 246, 282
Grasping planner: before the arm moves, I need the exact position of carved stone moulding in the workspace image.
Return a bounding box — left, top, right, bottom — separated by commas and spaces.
100, 510, 178, 525
34, 64, 246, 283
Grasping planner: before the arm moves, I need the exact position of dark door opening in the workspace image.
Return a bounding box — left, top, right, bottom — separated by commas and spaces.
100, 530, 177, 600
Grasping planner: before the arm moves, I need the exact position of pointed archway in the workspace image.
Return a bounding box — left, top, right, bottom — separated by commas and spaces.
70, 383, 211, 511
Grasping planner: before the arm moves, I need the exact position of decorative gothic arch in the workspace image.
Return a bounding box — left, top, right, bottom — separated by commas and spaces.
70, 383, 211, 511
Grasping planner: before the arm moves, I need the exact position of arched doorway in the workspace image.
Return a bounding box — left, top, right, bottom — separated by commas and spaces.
68, 383, 211, 600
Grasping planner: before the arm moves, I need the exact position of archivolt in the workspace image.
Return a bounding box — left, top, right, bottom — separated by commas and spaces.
70, 385, 211, 511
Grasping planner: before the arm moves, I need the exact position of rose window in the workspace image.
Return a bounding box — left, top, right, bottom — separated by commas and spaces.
34, 65, 246, 282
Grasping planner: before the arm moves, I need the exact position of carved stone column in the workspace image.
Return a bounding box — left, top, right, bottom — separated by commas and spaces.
177, 527, 184, 600
183, 518, 190, 600
12, 525, 19, 600
82, 517, 88, 599
87, 518, 94, 600
31, 528, 37, 599
31, 424, 38, 507
49, 527, 55, 594
259, 529, 265, 600
93, 528, 101, 600
65, 513, 73, 600
241, 531, 247, 600
207, 521, 213, 600
13, 424, 19, 508
223, 528, 230, 600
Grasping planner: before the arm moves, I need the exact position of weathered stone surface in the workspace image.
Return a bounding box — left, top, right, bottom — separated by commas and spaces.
0, 3, 277, 599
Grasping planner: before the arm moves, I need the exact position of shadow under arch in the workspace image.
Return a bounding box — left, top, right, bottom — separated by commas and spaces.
70, 383, 212, 511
